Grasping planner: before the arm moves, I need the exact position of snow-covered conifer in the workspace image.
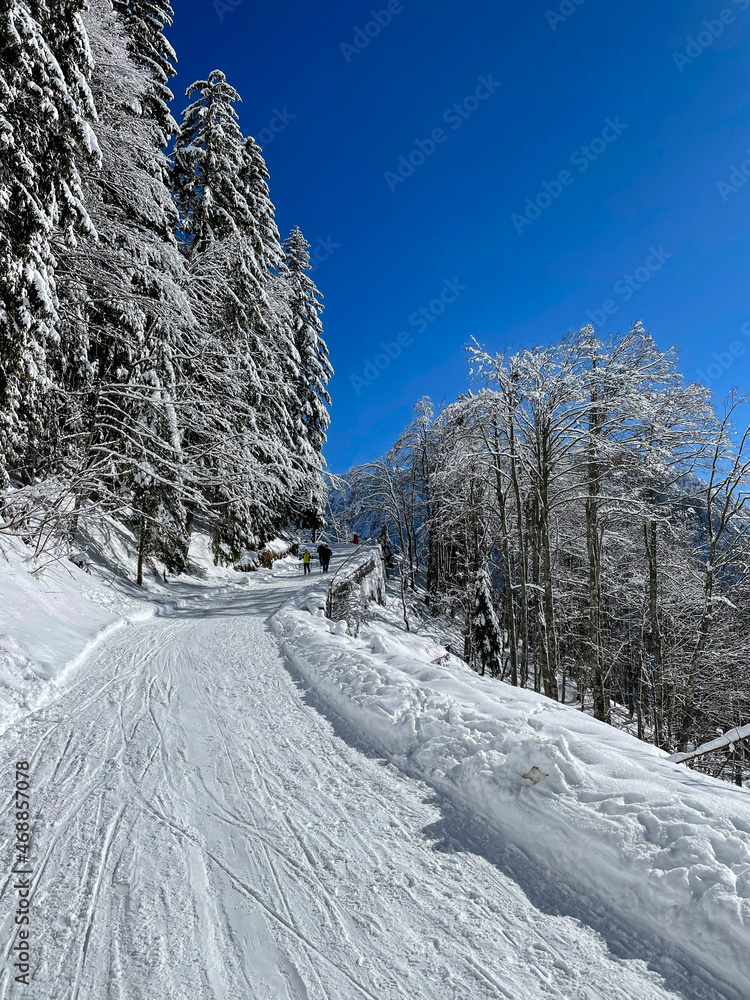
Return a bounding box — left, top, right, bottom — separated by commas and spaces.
469, 566, 504, 678
51, 0, 193, 573
172, 70, 249, 254
282, 226, 333, 460
173, 75, 300, 556
112, 0, 177, 149
0, 0, 99, 482
239, 136, 284, 270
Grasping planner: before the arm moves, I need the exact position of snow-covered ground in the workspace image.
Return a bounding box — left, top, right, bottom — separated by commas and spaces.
0, 537, 745, 998
275, 585, 750, 1000
0, 523, 247, 735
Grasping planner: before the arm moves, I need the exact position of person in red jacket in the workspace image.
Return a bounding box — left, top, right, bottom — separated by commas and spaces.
352, 534, 359, 544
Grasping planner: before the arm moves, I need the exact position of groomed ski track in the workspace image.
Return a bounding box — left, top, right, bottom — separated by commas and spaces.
0, 554, 727, 1000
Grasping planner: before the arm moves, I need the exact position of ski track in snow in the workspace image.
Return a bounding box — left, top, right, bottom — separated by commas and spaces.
0, 558, 731, 999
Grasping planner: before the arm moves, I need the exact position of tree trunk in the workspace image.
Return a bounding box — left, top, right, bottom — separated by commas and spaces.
677, 552, 714, 751
185, 500, 196, 541
507, 416, 529, 687
492, 448, 518, 686
538, 426, 559, 701
644, 514, 667, 747
136, 513, 148, 586
585, 391, 608, 722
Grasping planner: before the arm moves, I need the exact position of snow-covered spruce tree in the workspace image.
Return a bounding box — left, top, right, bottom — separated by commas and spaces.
49, 0, 194, 578
468, 565, 504, 678
238, 136, 304, 444
234, 139, 310, 532
282, 226, 333, 527
111, 0, 177, 151
0, 0, 99, 485
239, 136, 283, 272
172, 70, 248, 255
173, 74, 308, 561
172, 70, 256, 561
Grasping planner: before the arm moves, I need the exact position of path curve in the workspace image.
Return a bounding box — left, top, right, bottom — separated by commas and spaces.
0, 558, 726, 999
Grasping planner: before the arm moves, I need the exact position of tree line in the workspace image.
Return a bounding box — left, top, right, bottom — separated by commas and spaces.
343, 324, 750, 770
0, 0, 331, 580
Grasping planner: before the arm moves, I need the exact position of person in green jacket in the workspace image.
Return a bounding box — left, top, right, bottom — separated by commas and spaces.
302, 549, 312, 575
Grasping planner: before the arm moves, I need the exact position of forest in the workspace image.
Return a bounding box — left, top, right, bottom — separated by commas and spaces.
3, 0, 748, 771
0, 0, 332, 580
340, 325, 750, 769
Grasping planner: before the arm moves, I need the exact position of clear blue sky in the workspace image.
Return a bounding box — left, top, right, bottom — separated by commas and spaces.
168, 0, 750, 472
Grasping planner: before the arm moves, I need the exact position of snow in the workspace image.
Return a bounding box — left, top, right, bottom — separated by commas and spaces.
0, 535, 140, 733
670, 724, 750, 764
263, 537, 294, 557
0, 533, 746, 998
0, 522, 248, 734
273, 587, 750, 1000
328, 544, 386, 608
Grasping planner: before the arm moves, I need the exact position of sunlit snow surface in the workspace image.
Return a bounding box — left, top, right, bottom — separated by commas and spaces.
0, 538, 745, 999
275, 580, 750, 1000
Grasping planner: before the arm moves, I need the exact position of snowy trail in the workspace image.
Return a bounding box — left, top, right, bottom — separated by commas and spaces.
0, 559, 726, 999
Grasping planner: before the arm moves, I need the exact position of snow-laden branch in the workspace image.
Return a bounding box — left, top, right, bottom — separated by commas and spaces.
669, 724, 750, 764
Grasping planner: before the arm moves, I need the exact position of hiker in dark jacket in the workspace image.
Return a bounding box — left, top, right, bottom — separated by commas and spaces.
317, 543, 325, 567
321, 545, 332, 572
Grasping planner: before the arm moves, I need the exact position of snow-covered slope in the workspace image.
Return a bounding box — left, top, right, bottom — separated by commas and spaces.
273, 586, 750, 1000
0, 548, 729, 999
0, 535, 142, 733
0, 524, 268, 734
1, 534, 746, 998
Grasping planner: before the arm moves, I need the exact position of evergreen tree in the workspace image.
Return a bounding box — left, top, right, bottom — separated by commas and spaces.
239, 136, 284, 271
468, 566, 504, 678
173, 72, 304, 559
0, 0, 99, 484
112, 0, 177, 150
52, 0, 193, 575
283, 227, 332, 457
282, 226, 332, 528
172, 70, 249, 255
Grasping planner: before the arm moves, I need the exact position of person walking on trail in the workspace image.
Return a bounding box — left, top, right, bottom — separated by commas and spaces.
321, 544, 332, 573
302, 549, 312, 575
317, 543, 325, 568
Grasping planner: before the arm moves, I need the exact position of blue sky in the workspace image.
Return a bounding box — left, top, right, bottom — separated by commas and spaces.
168, 0, 750, 472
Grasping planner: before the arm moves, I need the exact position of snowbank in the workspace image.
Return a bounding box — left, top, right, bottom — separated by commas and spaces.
273, 589, 750, 999
0, 523, 251, 732
235, 537, 297, 571
0, 535, 146, 732
326, 545, 386, 626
